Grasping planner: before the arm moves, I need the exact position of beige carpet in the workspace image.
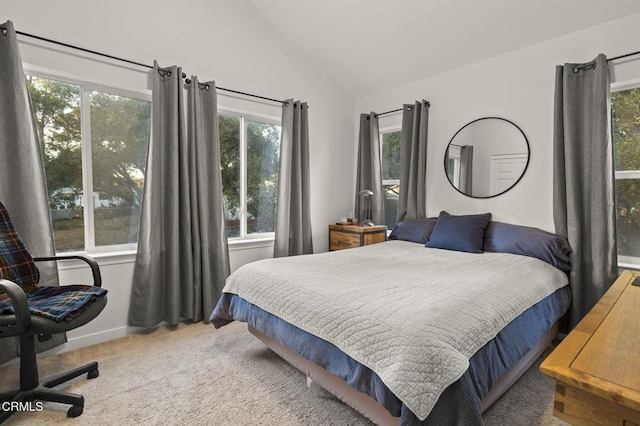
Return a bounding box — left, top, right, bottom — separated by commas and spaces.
0, 322, 567, 425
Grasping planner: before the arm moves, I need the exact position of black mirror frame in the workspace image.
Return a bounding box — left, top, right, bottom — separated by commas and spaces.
444, 116, 530, 199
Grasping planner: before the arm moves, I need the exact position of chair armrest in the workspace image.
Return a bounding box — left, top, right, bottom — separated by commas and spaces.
0, 278, 31, 334
34, 255, 102, 288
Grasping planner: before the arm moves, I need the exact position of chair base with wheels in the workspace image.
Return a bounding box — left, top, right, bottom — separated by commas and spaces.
0, 343, 99, 420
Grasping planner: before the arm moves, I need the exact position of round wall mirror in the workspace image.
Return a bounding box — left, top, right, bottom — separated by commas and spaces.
444, 117, 529, 198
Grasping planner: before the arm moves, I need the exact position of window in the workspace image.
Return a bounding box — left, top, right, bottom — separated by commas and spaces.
219, 112, 281, 239
612, 83, 640, 266
380, 129, 401, 229
27, 74, 151, 253
28, 73, 278, 249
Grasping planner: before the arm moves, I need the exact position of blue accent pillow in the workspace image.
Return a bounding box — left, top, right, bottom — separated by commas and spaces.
483, 221, 572, 272
388, 218, 437, 244
425, 211, 492, 253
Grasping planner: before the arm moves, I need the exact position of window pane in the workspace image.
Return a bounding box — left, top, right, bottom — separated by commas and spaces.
382, 131, 401, 181
381, 130, 401, 228
615, 179, 640, 257
383, 184, 399, 229
447, 158, 456, 183
613, 87, 640, 259
246, 120, 280, 234
612, 88, 640, 171
90, 91, 150, 247
219, 114, 241, 238
27, 75, 84, 252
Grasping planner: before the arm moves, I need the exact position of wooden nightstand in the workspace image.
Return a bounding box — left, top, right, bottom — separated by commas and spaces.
540, 270, 640, 425
328, 224, 386, 251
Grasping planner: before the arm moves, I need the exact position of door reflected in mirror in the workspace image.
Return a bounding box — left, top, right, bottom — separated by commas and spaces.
444, 117, 529, 198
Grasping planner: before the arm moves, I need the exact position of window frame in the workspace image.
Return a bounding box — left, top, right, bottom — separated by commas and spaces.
611, 78, 640, 269
25, 67, 152, 255
218, 106, 282, 243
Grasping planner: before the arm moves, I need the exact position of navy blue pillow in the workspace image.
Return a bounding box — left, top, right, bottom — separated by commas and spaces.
483, 221, 571, 272
388, 218, 437, 244
425, 211, 492, 253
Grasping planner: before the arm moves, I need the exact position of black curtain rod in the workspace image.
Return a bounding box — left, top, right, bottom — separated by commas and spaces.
15, 30, 287, 105
376, 100, 431, 117
376, 108, 403, 117
608, 50, 640, 62
572, 49, 640, 72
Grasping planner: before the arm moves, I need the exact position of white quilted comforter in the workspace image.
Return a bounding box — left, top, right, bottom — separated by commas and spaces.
222, 241, 568, 420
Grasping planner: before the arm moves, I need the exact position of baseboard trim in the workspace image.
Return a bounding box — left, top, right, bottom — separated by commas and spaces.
38, 326, 129, 358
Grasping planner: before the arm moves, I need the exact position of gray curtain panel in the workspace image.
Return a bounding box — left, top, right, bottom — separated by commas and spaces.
355, 113, 384, 226
397, 100, 430, 222
553, 54, 618, 329
459, 145, 473, 194
184, 76, 231, 322
274, 100, 313, 257
129, 64, 230, 327
0, 20, 65, 364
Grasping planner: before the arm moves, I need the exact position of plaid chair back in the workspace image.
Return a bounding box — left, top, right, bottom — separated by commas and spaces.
0, 201, 39, 292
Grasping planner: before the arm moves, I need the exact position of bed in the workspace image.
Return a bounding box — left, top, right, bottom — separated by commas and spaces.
211, 214, 572, 425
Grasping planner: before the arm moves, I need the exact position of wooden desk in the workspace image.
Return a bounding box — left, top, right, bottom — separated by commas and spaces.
540, 270, 640, 426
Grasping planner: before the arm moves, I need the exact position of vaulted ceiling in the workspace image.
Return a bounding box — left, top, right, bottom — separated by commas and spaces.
248, 0, 640, 97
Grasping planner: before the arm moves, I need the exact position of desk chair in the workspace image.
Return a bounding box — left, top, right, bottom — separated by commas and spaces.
0, 201, 107, 421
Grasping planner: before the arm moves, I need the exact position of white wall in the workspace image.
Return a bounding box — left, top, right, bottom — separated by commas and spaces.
1, 0, 356, 352
357, 13, 640, 231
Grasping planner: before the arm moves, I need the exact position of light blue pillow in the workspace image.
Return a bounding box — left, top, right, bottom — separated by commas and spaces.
425, 211, 492, 253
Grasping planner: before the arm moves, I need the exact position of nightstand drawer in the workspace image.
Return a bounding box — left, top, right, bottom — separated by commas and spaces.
330, 232, 361, 250
328, 224, 386, 251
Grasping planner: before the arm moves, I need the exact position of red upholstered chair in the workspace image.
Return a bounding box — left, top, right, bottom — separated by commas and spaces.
0, 201, 107, 421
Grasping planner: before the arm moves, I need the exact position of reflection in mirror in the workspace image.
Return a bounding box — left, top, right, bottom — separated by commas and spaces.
444, 117, 529, 198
